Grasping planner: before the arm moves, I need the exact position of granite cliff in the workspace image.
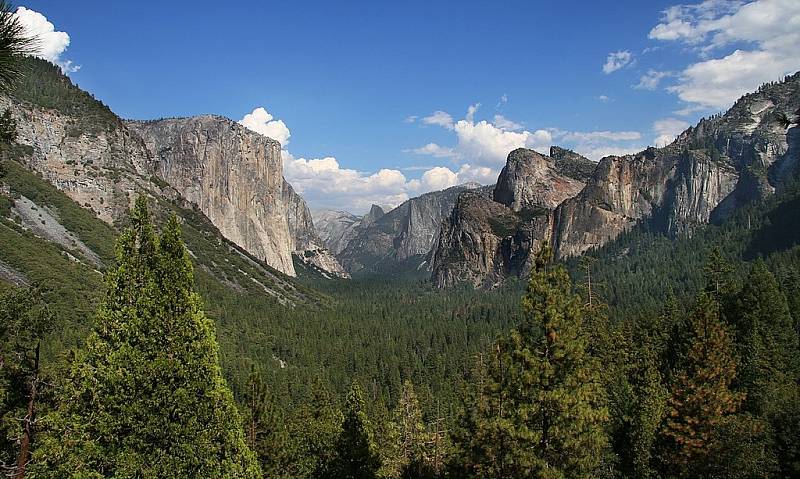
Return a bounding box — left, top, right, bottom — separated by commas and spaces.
433, 73, 800, 287
318, 184, 480, 274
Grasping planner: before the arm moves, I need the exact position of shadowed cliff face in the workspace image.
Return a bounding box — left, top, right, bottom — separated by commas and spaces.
282, 181, 349, 278
330, 184, 481, 274
128, 116, 298, 276
433, 72, 800, 288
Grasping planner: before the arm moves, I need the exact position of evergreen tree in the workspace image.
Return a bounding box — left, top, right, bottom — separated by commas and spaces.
452, 245, 608, 478
241, 368, 287, 478
331, 382, 380, 479
0, 108, 16, 144
732, 260, 800, 476
283, 377, 342, 478
660, 294, 744, 476
382, 380, 434, 479
0, 287, 53, 478
0, 0, 35, 92
30, 198, 260, 478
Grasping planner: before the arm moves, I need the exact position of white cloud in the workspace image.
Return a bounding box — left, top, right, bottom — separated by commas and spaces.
409, 107, 552, 165
466, 103, 480, 122
239, 107, 291, 146
421, 110, 454, 129
420, 167, 458, 191
653, 118, 691, 146
596, 95, 611, 102
404, 115, 418, 123
603, 50, 633, 74
551, 129, 646, 161
493, 115, 523, 131
407, 143, 457, 158
14, 7, 78, 73
635, 69, 671, 90
650, 0, 800, 109
496, 94, 508, 108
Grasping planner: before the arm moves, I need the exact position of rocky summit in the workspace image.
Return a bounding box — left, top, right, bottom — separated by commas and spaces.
433, 73, 800, 288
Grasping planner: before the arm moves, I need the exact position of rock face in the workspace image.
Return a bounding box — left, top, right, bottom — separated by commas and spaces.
432, 148, 593, 287
282, 181, 349, 278
493, 148, 594, 211
312, 209, 362, 256
334, 184, 480, 273
433, 73, 800, 287
0, 92, 156, 224
128, 116, 297, 276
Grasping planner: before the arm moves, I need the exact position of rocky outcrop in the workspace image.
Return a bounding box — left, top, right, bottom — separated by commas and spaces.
312, 209, 362, 255
493, 148, 594, 211
433, 148, 593, 288
128, 116, 297, 276
336, 184, 480, 273
0, 97, 156, 224
433, 72, 800, 287
282, 181, 349, 278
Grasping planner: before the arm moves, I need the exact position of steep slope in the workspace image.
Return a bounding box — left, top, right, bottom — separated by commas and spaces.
282, 181, 349, 278
433, 73, 800, 288
127, 116, 297, 276
312, 209, 361, 255
432, 148, 593, 287
336, 184, 480, 273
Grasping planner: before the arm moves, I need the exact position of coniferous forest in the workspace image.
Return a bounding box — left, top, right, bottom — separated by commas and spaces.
1, 2, 800, 478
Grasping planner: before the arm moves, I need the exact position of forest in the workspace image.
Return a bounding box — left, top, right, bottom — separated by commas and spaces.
1, 3, 799, 477
2, 173, 799, 477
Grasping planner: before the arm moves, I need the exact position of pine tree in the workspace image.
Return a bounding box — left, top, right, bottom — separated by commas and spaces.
241, 368, 287, 477
732, 260, 800, 476
284, 377, 342, 478
383, 380, 434, 479
0, 287, 54, 478
330, 382, 380, 479
452, 244, 608, 478
30, 198, 261, 478
660, 293, 743, 476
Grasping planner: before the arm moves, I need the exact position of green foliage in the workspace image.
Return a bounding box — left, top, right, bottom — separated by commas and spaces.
381, 381, 438, 479
30, 199, 260, 478
0, 287, 54, 474
0, 0, 35, 92
659, 294, 744, 476
331, 382, 381, 479
11, 56, 120, 135
0, 108, 16, 144
452, 246, 609, 478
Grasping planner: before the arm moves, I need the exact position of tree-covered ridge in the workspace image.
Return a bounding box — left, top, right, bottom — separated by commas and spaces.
9, 56, 120, 135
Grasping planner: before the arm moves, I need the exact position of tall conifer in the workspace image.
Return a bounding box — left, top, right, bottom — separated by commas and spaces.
31, 198, 260, 478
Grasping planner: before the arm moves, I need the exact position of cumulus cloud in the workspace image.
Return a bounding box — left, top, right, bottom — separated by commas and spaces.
239, 107, 291, 146
635, 69, 671, 90
649, 0, 800, 109
409, 105, 650, 163
407, 143, 457, 158
409, 107, 552, 165
14, 6, 78, 72
237, 108, 490, 212
493, 115, 523, 131
552, 129, 646, 160
596, 95, 611, 102
421, 110, 454, 129
603, 50, 633, 74
653, 118, 691, 146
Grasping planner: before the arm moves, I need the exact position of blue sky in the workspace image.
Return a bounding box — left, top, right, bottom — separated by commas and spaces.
15, 0, 800, 212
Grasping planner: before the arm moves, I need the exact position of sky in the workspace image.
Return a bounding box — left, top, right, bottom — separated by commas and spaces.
14, 0, 800, 213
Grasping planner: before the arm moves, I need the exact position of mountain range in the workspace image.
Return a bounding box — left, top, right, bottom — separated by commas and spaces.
2, 57, 798, 292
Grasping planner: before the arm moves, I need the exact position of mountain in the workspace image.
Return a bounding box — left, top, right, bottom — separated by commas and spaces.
319, 183, 481, 274
433, 73, 800, 287
431, 148, 594, 288
283, 181, 349, 278
0, 56, 346, 280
